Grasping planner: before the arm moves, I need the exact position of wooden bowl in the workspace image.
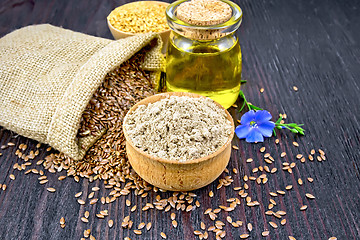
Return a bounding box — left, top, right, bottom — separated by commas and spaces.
123, 92, 235, 191
107, 1, 170, 53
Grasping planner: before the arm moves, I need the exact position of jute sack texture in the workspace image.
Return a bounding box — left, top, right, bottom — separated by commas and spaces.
0, 24, 164, 160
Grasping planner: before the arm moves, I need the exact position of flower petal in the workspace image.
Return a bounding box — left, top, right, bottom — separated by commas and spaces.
235, 125, 251, 139
246, 129, 264, 143
257, 121, 275, 137
254, 110, 272, 124
241, 110, 256, 125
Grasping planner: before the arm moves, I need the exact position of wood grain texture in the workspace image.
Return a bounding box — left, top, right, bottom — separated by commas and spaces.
0, 0, 359, 239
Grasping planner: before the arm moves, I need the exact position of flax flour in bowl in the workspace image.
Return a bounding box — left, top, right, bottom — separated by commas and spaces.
123, 92, 234, 191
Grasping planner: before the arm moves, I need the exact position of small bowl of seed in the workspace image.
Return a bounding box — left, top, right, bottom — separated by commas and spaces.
107, 1, 170, 52
123, 92, 235, 191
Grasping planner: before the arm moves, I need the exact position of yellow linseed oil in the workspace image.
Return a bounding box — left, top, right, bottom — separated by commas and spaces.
166, 36, 242, 109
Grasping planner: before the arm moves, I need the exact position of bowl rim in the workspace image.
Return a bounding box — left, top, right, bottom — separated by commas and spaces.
123, 92, 235, 165
107, 1, 171, 36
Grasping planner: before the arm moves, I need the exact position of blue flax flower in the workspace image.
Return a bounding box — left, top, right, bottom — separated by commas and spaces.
235, 110, 275, 143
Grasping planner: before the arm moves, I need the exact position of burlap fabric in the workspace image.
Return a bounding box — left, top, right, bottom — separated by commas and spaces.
0, 24, 164, 160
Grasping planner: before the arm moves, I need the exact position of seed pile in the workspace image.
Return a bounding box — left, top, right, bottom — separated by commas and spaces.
0, 52, 336, 239
108, 2, 169, 34
124, 96, 232, 161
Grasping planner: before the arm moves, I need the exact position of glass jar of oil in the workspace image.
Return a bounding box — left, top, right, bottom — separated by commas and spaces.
165, 0, 243, 109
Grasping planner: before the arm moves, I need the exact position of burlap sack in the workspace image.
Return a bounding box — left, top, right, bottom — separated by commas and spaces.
0, 24, 164, 160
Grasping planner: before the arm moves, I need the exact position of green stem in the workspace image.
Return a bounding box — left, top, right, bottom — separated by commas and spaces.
238, 90, 262, 112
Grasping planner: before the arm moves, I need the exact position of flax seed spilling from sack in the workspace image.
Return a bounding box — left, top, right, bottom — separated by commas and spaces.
43, 49, 156, 182
124, 96, 232, 161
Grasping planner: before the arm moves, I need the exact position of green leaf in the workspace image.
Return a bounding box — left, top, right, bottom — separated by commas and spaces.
275, 117, 283, 124
291, 129, 299, 134
241, 79, 248, 83
249, 104, 263, 110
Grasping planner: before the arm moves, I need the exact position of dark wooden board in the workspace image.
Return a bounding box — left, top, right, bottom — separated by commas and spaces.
0, 0, 359, 239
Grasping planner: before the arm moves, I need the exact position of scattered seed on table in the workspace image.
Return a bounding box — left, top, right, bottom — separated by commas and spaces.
293, 86, 298, 91
60, 217, 65, 225
161, 232, 167, 239
328, 237, 337, 240
247, 223, 253, 232
58, 176, 66, 180
277, 211, 286, 216
75, 192, 82, 198
108, 219, 114, 228
88, 192, 95, 199
209, 191, 214, 197
246, 158, 253, 163
269, 221, 278, 229
146, 222, 152, 230
293, 142, 299, 147
171, 213, 176, 220
262, 231, 270, 237
84, 211, 89, 218
84, 229, 91, 238
277, 190, 285, 195
260, 147, 266, 152
240, 233, 250, 239
78, 199, 86, 205
89, 235, 95, 240
300, 205, 308, 211
9, 174, 15, 180
281, 152, 286, 157
298, 178, 303, 185
232, 145, 239, 150
281, 219, 287, 225
90, 198, 98, 204
269, 192, 278, 197
286, 185, 293, 190
39, 180, 48, 184
2, 184, 7, 191
307, 177, 314, 182
306, 193, 315, 199
289, 236, 296, 240
81, 217, 89, 223
47, 188, 56, 192
172, 220, 178, 228
260, 88, 264, 93
138, 222, 145, 229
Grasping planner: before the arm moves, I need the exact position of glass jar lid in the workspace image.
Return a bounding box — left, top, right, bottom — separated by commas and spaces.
166, 0, 242, 40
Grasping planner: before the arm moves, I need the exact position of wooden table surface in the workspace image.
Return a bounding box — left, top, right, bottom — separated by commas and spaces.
0, 0, 359, 239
